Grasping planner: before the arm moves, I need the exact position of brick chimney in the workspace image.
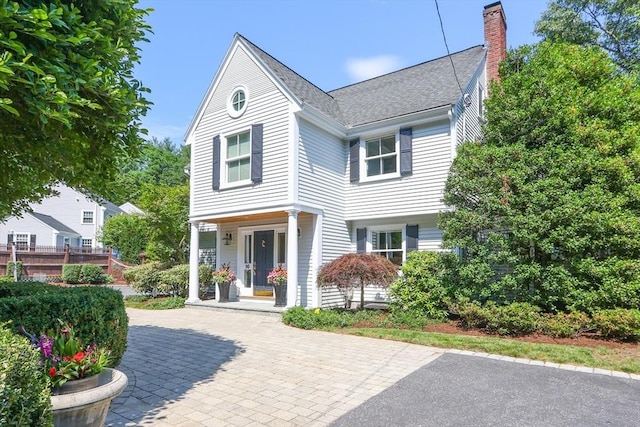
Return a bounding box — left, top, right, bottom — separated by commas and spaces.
483, 1, 507, 83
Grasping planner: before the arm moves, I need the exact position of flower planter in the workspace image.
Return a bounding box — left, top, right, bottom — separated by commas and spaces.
51, 368, 128, 427
274, 284, 287, 307
218, 281, 231, 302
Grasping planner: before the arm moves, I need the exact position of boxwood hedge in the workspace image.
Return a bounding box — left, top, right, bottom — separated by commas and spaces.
0, 282, 128, 366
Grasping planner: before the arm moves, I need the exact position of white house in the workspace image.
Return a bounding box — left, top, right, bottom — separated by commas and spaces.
185, 2, 507, 307
1, 184, 123, 250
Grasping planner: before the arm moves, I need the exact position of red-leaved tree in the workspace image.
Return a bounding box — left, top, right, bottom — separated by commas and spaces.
317, 253, 398, 309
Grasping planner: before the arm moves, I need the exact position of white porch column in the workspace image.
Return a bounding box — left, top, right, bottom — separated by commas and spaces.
286, 210, 299, 308
187, 221, 201, 303
311, 213, 323, 308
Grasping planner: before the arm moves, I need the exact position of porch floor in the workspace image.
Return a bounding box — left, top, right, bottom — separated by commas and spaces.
185, 297, 285, 316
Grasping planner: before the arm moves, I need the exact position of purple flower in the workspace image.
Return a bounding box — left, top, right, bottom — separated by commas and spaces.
38, 335, 53, 359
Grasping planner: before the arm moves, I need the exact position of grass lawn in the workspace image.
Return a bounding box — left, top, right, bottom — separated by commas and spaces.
124, 295, 185, 310
342, 327, 640, 374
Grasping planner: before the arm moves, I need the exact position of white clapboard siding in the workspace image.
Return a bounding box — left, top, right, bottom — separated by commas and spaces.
298, 119, 351, 264
191, 46, 291, 218
455, 67, 485, 147
345, 120, 452, 220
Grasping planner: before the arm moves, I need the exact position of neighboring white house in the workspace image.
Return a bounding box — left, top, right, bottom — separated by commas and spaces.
0, 184, 123, 250
119, 202, 145, 215
185, 3, 507, 307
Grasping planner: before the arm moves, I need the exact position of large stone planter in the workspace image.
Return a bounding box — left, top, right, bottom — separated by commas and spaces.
51, 368, 128, 427
274, 284, 287, 307
218, 281, 231, 302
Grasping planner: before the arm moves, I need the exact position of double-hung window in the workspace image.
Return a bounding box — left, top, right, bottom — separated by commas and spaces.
365, 135, 397, 177
82, 210, 94, 224
15, 233, 29, 251
226, 131, 251, 183
370, 229, 403, 265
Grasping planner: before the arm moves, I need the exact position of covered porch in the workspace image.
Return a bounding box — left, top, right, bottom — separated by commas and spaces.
187, 206, 323, 308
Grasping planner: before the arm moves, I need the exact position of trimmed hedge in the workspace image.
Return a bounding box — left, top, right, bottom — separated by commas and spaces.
0, 322, 52, 426
62, 264, 82, 284
80, 264, 105, 284
592, 309, 640, 341
0, 282, 128, 366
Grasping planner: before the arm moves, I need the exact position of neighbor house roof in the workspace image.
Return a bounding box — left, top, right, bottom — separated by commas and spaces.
239, 34, 486, 128
31, 212, 80, 236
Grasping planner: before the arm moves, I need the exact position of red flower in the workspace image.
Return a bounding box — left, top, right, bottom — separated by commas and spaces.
72, 351, 85, 362
49, 367, 57, 377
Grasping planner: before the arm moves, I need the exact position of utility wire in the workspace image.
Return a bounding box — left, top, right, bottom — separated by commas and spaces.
434, 0, 464, 96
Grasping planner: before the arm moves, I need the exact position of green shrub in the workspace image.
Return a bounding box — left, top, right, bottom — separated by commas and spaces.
0, 284, 128, 366
454, 301, 491, 330
485, 302, 541, 336
125, 262, 164, 295
80, 264, 106, 284
144, 297, 185, 309
282, 307, 384, 330
0, 276, 14, 283
389, 251, 457, 321
6, 261, 23, 280
385, 309, 428, 329
540, 312, 590, 338
592, 308, 640, 341
0, 322, 52, 427
159, 264, 189, 297
62, 264, 82, 284
455, 301, 540, 336
198, 264, 214, 298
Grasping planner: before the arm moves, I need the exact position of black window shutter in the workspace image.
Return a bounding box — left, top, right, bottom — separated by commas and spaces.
356, 228, 367, 253
212, 135, 221, 190
406, 224, 418, 253
349, 138, 360, 183
400, 127, 413, 176
251, 123, 263, 183
7, 234, 13, 244
30, 234, 36, 250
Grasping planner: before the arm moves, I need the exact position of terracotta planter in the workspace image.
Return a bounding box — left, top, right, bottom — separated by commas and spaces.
274, 283, 287, 307
51, 368, 128, 427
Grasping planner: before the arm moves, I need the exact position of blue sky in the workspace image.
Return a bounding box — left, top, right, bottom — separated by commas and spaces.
135, 0, 549, 144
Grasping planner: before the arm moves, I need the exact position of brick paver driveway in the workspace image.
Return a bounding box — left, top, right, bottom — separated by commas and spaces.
107, 308, 442, 426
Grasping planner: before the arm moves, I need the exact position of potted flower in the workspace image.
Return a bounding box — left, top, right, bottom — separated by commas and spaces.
267, 264, 287, 307
212, 262, 236, 302
18, 320, 128, 426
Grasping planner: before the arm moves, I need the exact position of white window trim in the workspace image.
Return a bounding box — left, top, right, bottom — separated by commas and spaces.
359, 132, 401, 183
366, 224, 406, 264
14, 232, 30, 251
81, 238, 93, 247
81, 210, 94, 224
221, 128, 252, 189
235, 224, 287, 293
227, 85, 249, 118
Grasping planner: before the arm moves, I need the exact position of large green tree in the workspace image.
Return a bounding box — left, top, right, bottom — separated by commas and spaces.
99, 213, 149, 264
535, 0, 640, 73
105, 137, 190, 205
440, 42, 640, 313
0, 0, 151, 218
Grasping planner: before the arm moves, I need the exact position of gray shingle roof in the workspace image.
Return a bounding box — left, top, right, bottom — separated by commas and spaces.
239, 34, 485, 128
32, 212, 80, 235
239, 35, 345, 124
329, 46, 486, 127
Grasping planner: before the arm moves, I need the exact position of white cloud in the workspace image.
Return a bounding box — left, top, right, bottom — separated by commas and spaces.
345, 55, 403, 82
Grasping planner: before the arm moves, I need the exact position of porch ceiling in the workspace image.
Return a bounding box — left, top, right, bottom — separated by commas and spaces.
201, 210, 311, 224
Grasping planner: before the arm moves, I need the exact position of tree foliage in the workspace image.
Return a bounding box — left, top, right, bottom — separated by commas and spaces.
0, 0, 151, 218
535, 0, 640, 73
105, 137, 190, 206
138, 184, 190, 264
100, 213, 150, 264
317, 253, 398, 309
440, 42, 640, 313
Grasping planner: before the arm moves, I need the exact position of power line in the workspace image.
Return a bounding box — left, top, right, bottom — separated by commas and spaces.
434, 0, 464, 96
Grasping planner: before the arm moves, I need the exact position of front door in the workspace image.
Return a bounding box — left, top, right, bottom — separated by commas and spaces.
253, 230, 274, 296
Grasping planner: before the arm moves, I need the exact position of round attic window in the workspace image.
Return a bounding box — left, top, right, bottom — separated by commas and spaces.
227, 87, 248, 118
